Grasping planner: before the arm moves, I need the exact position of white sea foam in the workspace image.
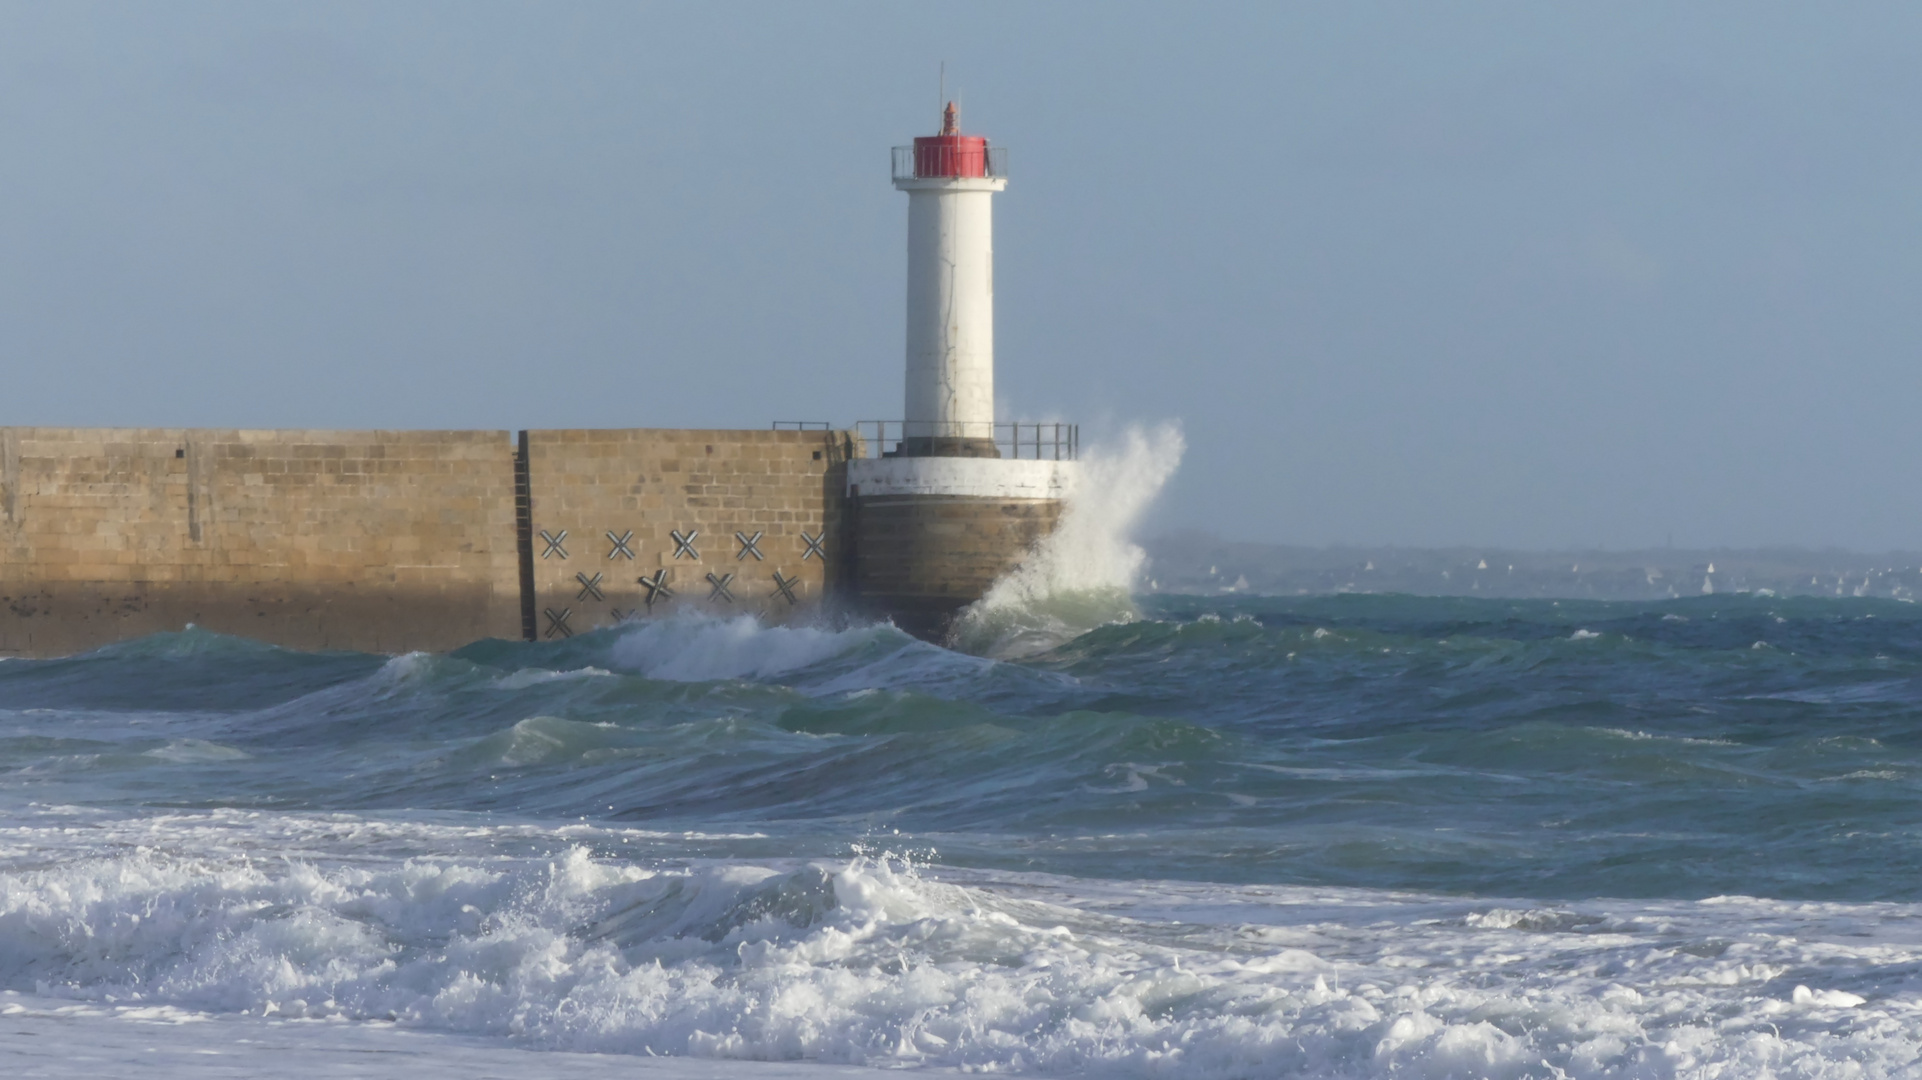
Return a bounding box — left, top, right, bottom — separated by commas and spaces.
454, 716, 627, 768
1, 808, 1920, 1078
371, 650, 444, 687
495, 666, 616, 690
141, 739, 251, 764
0, 991, 884, 1079
950, 423, 1185, 658
610, 614, 872, 682
603, 614, 1029, 700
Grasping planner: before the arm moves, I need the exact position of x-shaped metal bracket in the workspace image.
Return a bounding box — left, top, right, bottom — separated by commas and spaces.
575, 571, 604, 602
539, 529, 569, 560
543, 607, 573, 638
610, 608, 632, 623
606, 530, 635, 560
800, 530, 825, 561
638, 570, 674, 605
735, 531, 764, 561
706, 571, 735, 602
771, 570, 799, 605
671, 529, 700, 560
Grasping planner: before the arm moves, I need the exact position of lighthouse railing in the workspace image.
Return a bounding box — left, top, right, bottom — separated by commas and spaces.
854, 421, 1077, 461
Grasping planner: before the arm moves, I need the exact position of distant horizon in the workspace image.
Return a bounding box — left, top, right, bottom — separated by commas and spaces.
1149, 529, 1922, 560
1142, 530, 1922, 601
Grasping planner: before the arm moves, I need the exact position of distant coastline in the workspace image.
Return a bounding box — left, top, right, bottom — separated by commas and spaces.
1143, 530, 1922, 601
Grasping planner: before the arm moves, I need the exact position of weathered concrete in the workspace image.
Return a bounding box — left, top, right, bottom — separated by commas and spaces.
847, 458, 1073, 500
523, 428, 856, 637
845, 458, 1074, 640
0, 427, 859, 657
0, 428, 522, 655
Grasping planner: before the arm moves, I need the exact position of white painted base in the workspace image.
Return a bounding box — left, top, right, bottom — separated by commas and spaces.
847, 457, 1076, 500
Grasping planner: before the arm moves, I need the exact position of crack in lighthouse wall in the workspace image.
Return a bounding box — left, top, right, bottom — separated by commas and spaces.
900, 177, 1003, 448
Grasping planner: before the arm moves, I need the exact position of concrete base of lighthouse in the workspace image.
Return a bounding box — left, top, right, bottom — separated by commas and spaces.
846, 457, 1075, 641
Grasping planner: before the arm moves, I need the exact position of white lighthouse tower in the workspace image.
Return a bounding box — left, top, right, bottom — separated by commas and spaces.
846, 100, 1074, 640
893, 102, 1006, 457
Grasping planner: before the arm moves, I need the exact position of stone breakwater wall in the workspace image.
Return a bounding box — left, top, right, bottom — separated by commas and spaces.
521, 428, 853, 645
845, 457, 1075, 639
0, 427, 856, 657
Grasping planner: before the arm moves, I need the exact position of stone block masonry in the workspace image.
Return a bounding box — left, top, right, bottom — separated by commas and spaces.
849, 495, 1062, 638
522, 428, 857, 639
0, 428, 521, 656
0, 427, 858, 658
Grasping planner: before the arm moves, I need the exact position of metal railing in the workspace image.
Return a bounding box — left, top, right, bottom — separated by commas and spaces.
855, 421, 1077, 460
770, 421, 832, 431
891, 145, 1009, 182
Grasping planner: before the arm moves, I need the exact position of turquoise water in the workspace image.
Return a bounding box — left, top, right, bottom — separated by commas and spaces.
3, 595, 1921, 1076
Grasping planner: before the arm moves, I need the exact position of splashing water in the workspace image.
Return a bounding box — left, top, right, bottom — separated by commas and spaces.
609, 612, 872, 682
949, 423, 1185, 657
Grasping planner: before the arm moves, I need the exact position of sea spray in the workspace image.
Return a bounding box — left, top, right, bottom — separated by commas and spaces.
949, 423, 1185, 657
609, 612, 872, 682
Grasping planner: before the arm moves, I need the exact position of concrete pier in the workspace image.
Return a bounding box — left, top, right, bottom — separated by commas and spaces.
0, 426, 856, 657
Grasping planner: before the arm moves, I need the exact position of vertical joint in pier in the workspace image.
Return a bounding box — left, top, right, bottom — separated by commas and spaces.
514, 430, 537, 642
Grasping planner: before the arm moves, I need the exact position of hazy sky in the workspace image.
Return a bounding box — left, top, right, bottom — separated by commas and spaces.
4, 3, 1920, 550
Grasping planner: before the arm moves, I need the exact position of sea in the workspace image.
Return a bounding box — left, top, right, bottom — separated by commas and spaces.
5, 592, 1922, 1079
1, 430, 1918, 1078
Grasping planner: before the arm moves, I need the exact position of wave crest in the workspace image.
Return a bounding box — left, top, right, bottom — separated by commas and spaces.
608, 614, 880, 682
0, 835, 1913, 1077
951, 423, 1185, 658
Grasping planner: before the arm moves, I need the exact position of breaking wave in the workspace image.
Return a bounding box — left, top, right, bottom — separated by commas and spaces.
609, 613, 876, 682
951, 423, 1185, 658
0, 816, 1915, 1077
7, 594, 1922, 1075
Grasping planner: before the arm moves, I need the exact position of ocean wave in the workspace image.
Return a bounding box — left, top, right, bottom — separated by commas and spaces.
10, 598, 1922, 938
950, 424, 1184, 659
0, 824, 1919, 1077
609, 615, 881, 683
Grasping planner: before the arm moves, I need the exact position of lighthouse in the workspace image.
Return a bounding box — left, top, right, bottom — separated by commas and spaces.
895, 102, 1006, 457
845, 102, 1078, 640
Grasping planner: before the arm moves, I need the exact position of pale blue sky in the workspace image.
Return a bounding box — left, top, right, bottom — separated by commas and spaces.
3, 3, 1919, 549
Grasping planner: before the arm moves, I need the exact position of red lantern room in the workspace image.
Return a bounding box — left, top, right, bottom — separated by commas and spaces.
912, 101, 989, 179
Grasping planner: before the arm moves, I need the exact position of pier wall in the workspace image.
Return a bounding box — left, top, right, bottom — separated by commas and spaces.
522, 428, 853, 640
0, 427, 855, 657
